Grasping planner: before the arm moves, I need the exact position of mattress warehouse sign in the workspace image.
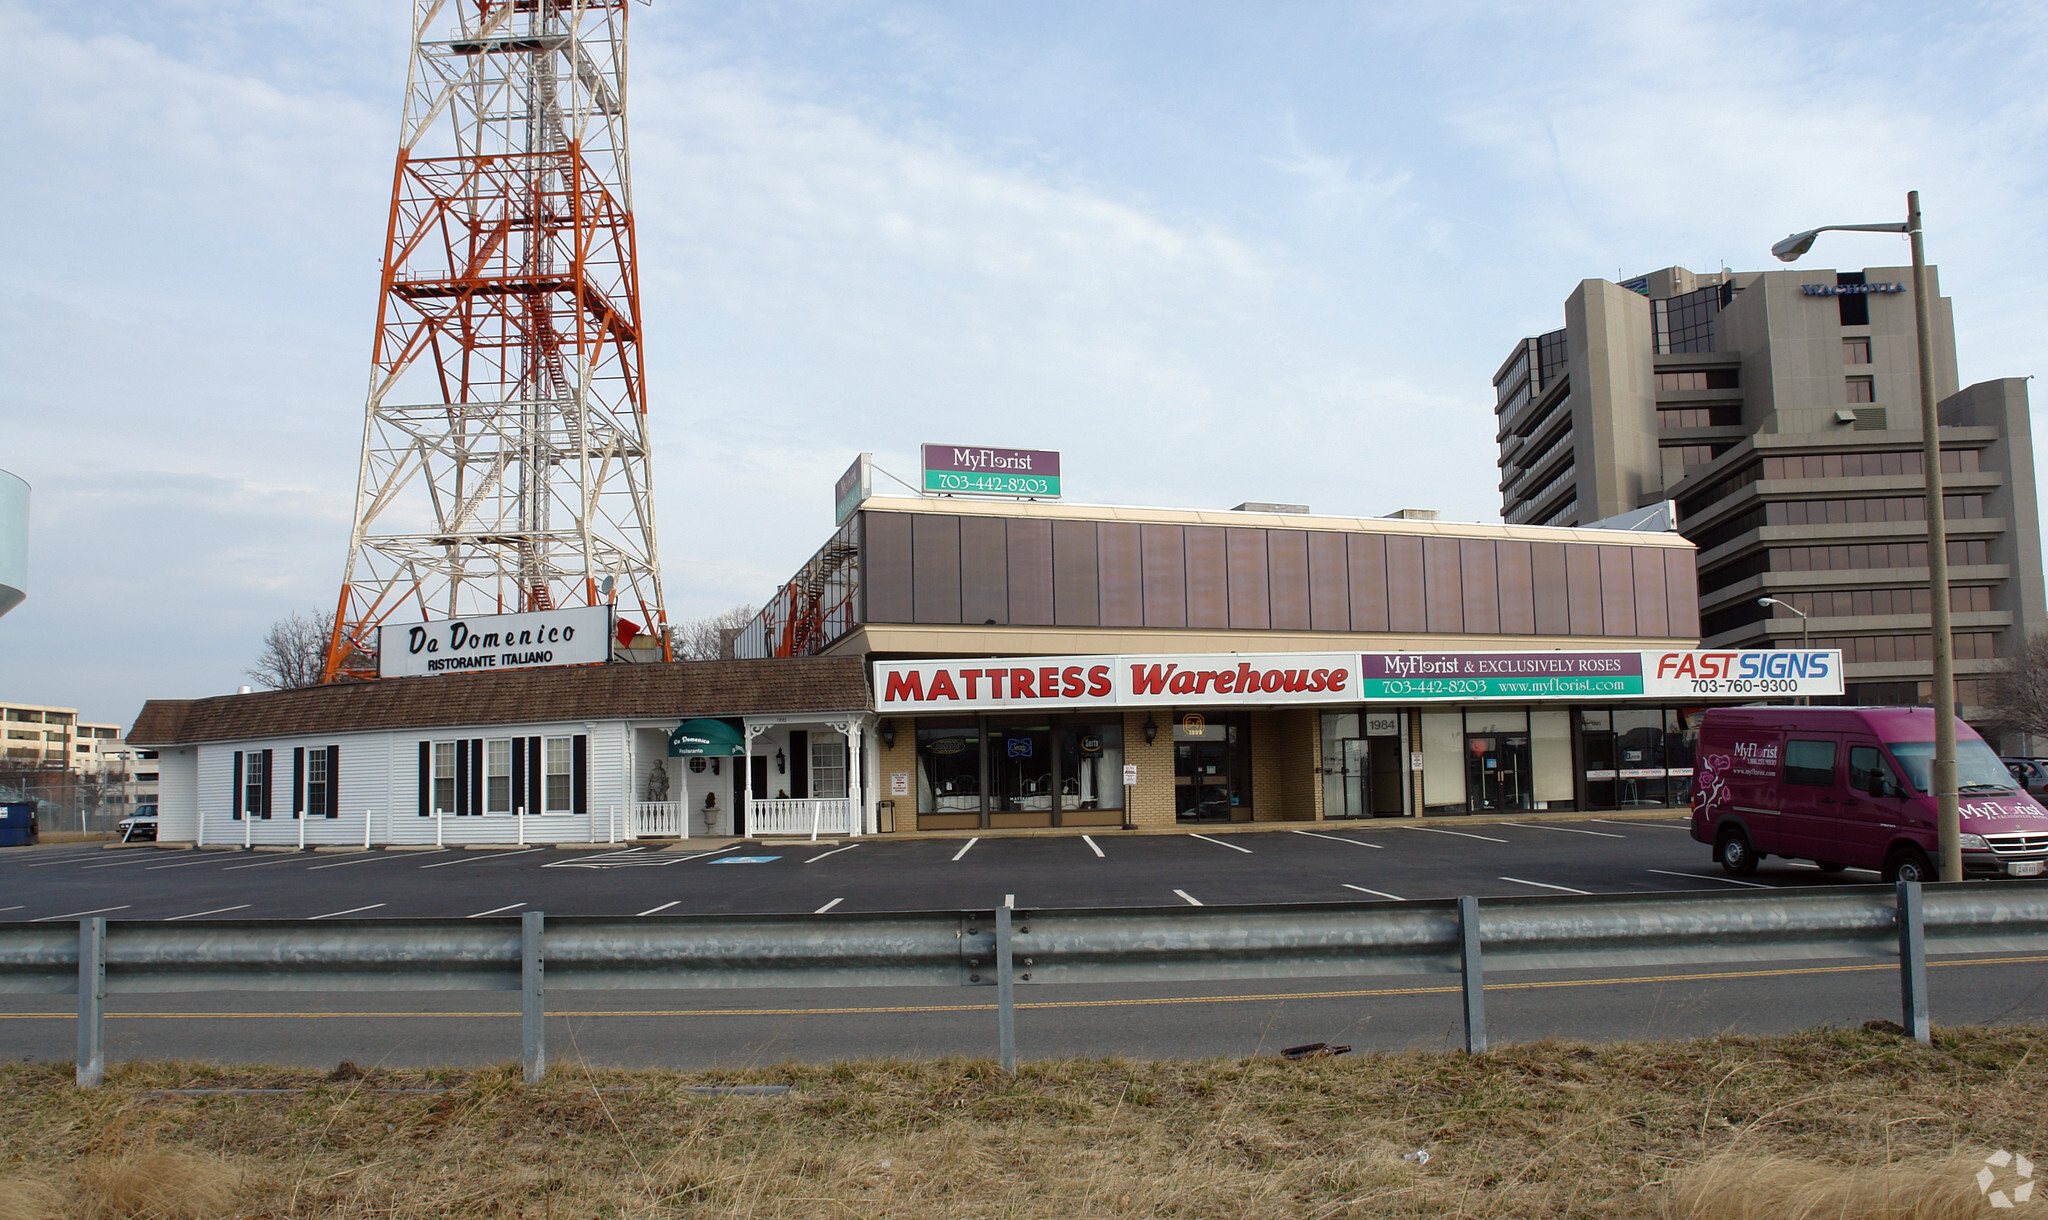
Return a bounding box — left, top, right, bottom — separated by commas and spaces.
873, 649, 1843, 711
378, 606, 613, 678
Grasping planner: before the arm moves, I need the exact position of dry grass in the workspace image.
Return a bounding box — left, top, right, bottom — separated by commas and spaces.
0, 1025, 2041, 1218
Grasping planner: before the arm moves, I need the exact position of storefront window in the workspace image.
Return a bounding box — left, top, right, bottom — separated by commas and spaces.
1420, 711, 1466, 813
1578, 710, 1615, 809
989, 724, 1054, 812
917, 725, 981, 815
1530, 709, 1574, 810
1058, 723, 1123, 811
1613, 709, 1665, 807
1465, 708, 1532, 812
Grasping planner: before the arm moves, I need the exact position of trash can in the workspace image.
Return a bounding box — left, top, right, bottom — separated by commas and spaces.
0, 802, 38, 847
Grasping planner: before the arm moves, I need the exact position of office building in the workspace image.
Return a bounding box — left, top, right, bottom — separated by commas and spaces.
1495, 265, 2045, 721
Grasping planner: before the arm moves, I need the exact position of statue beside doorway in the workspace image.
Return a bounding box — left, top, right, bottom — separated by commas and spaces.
645, 761, 670, 802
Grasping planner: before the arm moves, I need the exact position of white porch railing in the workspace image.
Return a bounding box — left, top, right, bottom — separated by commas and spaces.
633, 802, 688, 839
749, 797, 854, 838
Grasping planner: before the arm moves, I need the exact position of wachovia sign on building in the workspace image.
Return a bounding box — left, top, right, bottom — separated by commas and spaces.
920, 444, 1061, 498
378, 605, 612, 679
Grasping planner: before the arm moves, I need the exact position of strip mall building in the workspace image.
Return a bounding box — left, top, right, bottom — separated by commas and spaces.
738, 491, 1841, 833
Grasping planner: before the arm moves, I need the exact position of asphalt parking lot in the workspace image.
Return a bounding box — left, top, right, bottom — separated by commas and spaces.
0, 814, 1964, 922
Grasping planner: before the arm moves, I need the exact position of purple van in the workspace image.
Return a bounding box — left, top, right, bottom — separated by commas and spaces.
1690, 706, 2048, 882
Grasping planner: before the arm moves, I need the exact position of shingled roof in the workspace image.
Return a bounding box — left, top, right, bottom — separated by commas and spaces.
128, 656, 871, 746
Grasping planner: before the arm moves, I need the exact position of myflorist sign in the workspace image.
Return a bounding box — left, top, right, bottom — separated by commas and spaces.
920, 444, 1061, 498
378, 606, 611, 678
1358, 650, 1843, 700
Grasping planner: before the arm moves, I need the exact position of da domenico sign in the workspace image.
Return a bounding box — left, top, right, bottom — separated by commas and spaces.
873, 649, 1843, 712
378, 606, 612, 678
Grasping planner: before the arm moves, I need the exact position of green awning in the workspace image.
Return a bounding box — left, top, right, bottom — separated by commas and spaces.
668, 717, 745, 757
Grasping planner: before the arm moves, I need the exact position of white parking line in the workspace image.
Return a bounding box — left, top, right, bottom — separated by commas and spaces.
1498, 876, 1592, 895
805, 844, 860, 863
165, 904, 251, 921
814, 898, 843, 914
636, 901, 680, 917
28, 852, 143, 867
223, 855, 313, 870
466, 903, 527, 918
1501, 822, 1626, 839
0, 905, 22, 914
32, 905, 129, 922
145, 856, 235, 870
1292, 830, 1384, 849
1648, 869, 1771, 889
310, 851, 431, 871
1343, 884, 1404, 901
1401, 825, 1510, 844
1082, 835, 1105, 858
308, 903, 386, 920
79, 855, 165, 870
1173, 889, 1203, 906
1189, 833, 1253, 854
1594, 818, 1690, 829
422, 847, 543, 868
952, 838, 979, 862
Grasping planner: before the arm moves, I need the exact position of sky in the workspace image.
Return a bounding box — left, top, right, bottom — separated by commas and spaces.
3, 0, 2046, 726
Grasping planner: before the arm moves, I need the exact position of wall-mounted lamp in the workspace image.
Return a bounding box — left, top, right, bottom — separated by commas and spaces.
879, 719, 896, 748
710, 757, 720, 776
1142, 714, 1159, 745
775, 748, 786, 774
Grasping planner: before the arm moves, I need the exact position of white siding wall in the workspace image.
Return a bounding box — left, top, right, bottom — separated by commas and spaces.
156, 747, 199, 841
194, 720, 635, 847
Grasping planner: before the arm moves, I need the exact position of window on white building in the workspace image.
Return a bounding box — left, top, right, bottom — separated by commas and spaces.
544, 737, 573, 813
486, 739, 512, 813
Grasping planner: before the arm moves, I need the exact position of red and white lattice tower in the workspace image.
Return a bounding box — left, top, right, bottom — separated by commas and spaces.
325, 0, 667, 681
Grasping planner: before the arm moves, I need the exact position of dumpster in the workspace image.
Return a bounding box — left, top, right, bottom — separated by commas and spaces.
0, 802, 38, 847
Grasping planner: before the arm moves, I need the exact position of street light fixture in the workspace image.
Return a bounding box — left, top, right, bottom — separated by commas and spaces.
1772, 190, 1959, 882
1757, 597, 1812, 704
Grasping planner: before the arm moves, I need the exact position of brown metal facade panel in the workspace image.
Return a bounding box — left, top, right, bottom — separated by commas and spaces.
959, 516, 1009, 626
1423, 537, 1465, 634
1052, 520, 1100, 627
1531, 542, 1569, 635
1631, 547, 1669, 638
1598, 545, 1638, 637
1459, 539, 1501, 635
863, 511, 914, 623
1225, 527, 1271, 630
1184, 525, 1228, 629
911, 513, 963, 624
1664, 547, 1701, 638
1496, 540, 1536, 635
1097, 521, 1145, 628
1384, 536, 1425, 632
1267, 529, 1311, 630
1347, 534, 1391, 632
1141, 524, 1188, 629
1307, 531, 1350, 632
128, 656, 874, 745
1565, 543, 1604, 636
1005, 518, 1055, 626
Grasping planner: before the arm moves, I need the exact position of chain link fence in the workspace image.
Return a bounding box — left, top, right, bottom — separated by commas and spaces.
0, 775, 136, 834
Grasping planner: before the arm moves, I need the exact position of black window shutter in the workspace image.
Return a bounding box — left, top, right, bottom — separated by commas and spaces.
261, 749, 274, 819
528, 736, 542, 813
470, 739, 484, 817
293, 747, 306, 819
572, 734, 588, 815
232, 751, 244, 820
511, 738, 526, 815
326, 744, 341, 818
418, 741, 431, 817
455, 741, 470, 816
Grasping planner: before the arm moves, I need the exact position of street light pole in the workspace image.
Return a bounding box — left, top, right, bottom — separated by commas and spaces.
1756, 597, 1811, 704
1772, 190, 1960, 881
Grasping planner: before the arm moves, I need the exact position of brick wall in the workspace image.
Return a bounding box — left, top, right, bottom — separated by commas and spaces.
1124, 709, 1177, 828
875, 722, 920, 833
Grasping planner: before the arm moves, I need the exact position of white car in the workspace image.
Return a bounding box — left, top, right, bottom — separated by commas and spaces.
117, 805, 159, 842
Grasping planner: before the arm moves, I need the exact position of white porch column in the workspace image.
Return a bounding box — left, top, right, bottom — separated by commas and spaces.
844, 720, 864, 838
744, 722, 771, 839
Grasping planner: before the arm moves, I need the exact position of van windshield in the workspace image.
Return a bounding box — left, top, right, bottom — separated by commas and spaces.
1885, 739, 2015, 794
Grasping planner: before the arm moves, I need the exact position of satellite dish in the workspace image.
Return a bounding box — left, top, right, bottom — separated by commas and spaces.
598, 576, 615, 598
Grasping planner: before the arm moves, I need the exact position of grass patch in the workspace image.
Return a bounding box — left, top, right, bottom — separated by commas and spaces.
0, 1025, 2041, 1217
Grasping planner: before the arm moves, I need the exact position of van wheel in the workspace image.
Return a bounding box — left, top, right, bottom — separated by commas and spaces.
1884, 847, 1934, 885
1717, 829, 1759, 876
1814, 860, 1848, 874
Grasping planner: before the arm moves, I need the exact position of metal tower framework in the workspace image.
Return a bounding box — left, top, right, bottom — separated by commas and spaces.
326, 0, 668, 682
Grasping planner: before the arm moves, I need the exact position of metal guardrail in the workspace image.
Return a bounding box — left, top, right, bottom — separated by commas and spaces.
5, 881, 2047, 1086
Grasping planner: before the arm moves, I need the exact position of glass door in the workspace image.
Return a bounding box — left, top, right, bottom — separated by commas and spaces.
1465, 733, 1532, 811
1331, 738, 1371, 818
1175, 740, 1234, 821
